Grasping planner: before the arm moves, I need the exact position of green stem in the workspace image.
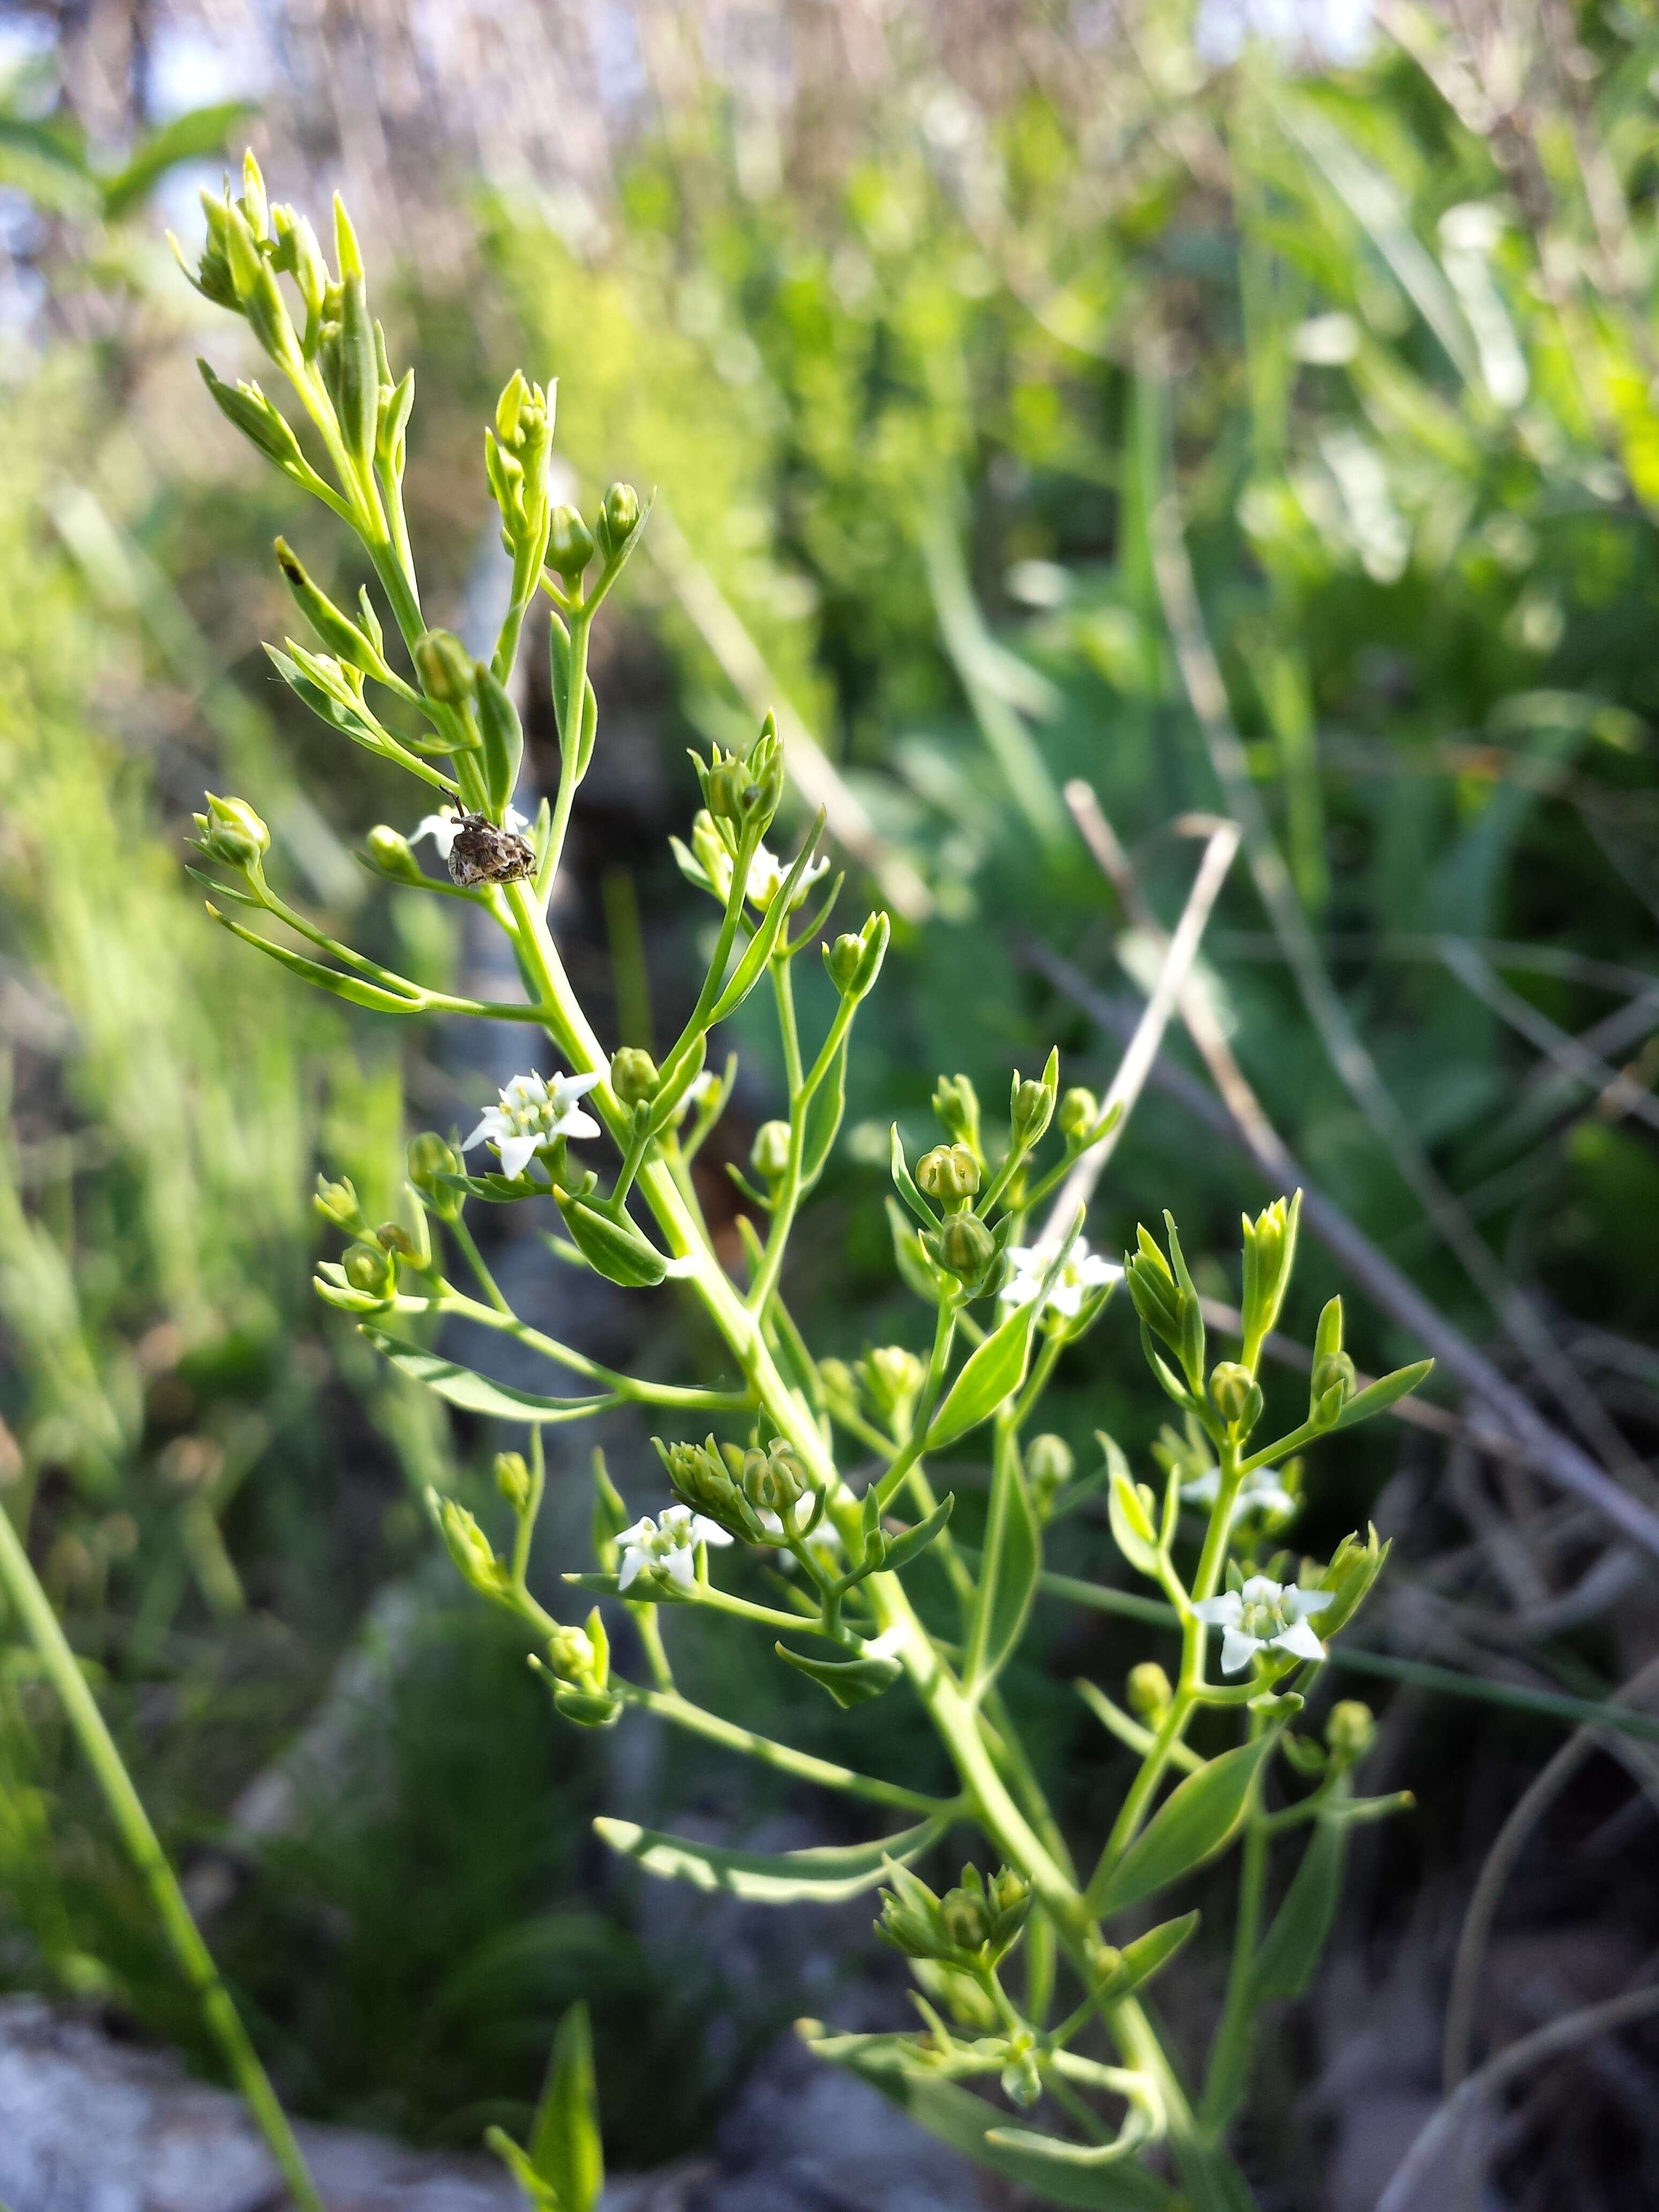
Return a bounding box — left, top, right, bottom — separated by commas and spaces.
1201, 1717, 1271, 2133
0, 1507, 325, 2212
616, 1683, 954, 1815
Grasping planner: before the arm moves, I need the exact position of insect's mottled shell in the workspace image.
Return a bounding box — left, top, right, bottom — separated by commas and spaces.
446, 815, 536, 887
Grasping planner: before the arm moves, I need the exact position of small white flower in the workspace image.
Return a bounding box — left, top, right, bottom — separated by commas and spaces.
462, 1068, 602, 1180
616, 1504, 734, 1593
1182, 1463, 1298, 1521
1192, 1574, 1335, 1676
998, 1239, 1123, 1320
412, 803, 529, 860
745, 842, 831, 912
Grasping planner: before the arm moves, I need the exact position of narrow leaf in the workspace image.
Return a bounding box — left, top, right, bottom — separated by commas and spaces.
1114, 1909, 1200, 1997
362, 1331, 614, 1422
799, 1033, 849, 1192
1252, 1816, 1345, 2004
926, 1301, 1037, 1450
963, 1436, 1040, 1696
595, 1813, 944, 1902
1329, 1359, 1433, 1433
881, 1493, 954, 1575
208, 907, 423, 1013
526, 2001, 604, 2211
1090, 1735, 1274, 1916
890, 1126, 941, 1230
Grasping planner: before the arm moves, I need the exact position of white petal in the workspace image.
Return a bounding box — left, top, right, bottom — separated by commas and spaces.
1220, 1627, 1261, 1675
617, 1550, 645, 1592
1182, 1470, 1222, 1505
1273, 1618, 1327, 1663
690, 1515, 734, 1548
997, 1277, 1028, 1303
1004, 1246, 1039, 1272
1048, 1281, 1086, 1318
658, 1505, 694, 1538
554, 1108, 601, 1142
1078, 1255, 1123, 1289
1240, 1574, 1283, 1605
617, 1518, 656, 1548
460, 1115, 495, 1153
495, 1133, 540, 1180
413, 813, 459, 857
1288, 1586, 1335, 1618
663, 1548, 697, 1590
1192, 1593, 1243, 1627
561, 1070, 602, 1099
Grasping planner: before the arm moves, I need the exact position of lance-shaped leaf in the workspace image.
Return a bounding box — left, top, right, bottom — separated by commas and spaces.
708, 815, 826, 1024
1327, 1359, 1434, 1434
887, 1197, 948, 1304
595, 1812, 946, 1902
1110, 1910, 1200, 1999
776, 1640, 903, 1708
987, 2099, 1157, 2171
963, 1438, 1039, 1698
361, 1332, 615, 1423
1089, 1734, 1275, 1917
799, 1033, 849, 1193
881, 1493, 954, 1575
529, 2002, 604, 2212
926, 1301, 1037, 1451
207, 906, 427, 1013
890, 1127, 941, 1230
802, 2030, 1176, 2210
1252, 1816, 1346, 2004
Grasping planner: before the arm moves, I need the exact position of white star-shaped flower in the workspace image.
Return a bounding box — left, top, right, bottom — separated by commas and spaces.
745, 842, 830, 912
412, 803, 530, 860
462, 1069, 601, 1180
998, 1240, 1122, 1320
616, 1504, 734, 1592
1182, 1463, 1299, 1521
1192, 1574, 1334, 1675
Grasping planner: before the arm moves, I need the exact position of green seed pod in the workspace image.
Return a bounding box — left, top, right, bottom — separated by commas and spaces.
343, 1242, 395, 1298
556, 1192, 670, 1289
926, 1213, 996, 1283
1127, 1661, 1174, 1725
1209, 1361, 1263, 1432
742, 1442, 807, 1518
610, 1046, 659, 1104
1326, 1699, 1377, 1763
413, 629, 476, 706
547, 503, 597, 579
915, 1144, 981, 1204
1058, 1085, 1100, 1144
751, 1120, 793, 1184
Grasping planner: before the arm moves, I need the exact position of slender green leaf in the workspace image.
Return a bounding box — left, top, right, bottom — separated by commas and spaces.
361, 1332, 615, 1422
799, 1033, 848, 1192
1114, 1910, 1200, 1997
1329, 1358, 1433, 1433
890, 1126, 941, 1229
528, 2002, 604, 2212
1090, 1736, 1274, 1916
1252, 1816, 1345, 2004
207, 907, 424, 1013
927, 1301, 1037, 1449
595, 1813, 945, 1902
102, 101, 256, 219
881, 1493, 954, 1575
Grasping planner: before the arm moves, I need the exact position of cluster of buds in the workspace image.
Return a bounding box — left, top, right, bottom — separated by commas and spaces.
877, 1862, 1032, 1972
1308, 1296, 1356, 1428
191, 793, 270, 879
655, 1433, 814, 1543
485, 369, 554, 556
931, 1072, 982, 1159
314, 1209, 424, 1313
1124, 1213, 1206, 1395
697, 718, 785, 848
539, 1606, 620, 1729
1240, 1192, 1301, 1370
430, 1492, 509, 1602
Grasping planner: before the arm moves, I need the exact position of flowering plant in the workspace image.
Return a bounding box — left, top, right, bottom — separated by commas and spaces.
181, 158, 1429, 2210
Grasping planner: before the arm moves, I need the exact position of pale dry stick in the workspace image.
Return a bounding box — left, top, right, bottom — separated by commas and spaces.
1442, 1652, 1659, 2096
643, 496, 932, 924
1026, 936, 1659, 1564
1148, 480, 1648, 1491
1387, 1985, 1659, 2212
1211, 930, 1659, 1006
1034, 815, 1241, 1246
1438, 940, 1659, 1138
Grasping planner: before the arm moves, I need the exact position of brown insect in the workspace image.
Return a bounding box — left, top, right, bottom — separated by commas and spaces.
446, 812, 536, 888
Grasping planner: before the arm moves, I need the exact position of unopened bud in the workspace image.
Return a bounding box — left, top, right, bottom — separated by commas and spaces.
546, 503, 596, 578
940, 1889, 992, 1953
860, 1346, 923, 1423
547, 1622, 597, 1683
742, 1442, 806, 1516
494, 1451, 533, 1513
932, 1073, 981, 1153
610, 1045, 659, 1104
825, 933, 864, 992
434, 1495, 503, 1596
1127, 1661, 1174, 1724
818, 1357, 856, 1402
195, 792, 270, 869
343, 1242, 394, 1297
927, 1213, 996, 1283
365, 825, 423, 882
1209, 1361, 1262, 1431
1026, 1433, 1073, 1513
599, 480, 641, 553
375, 1221, 415, 1258
916, 1144, 981, 1203
407, 1131, 460, 1195
751, 1120, 792, 1183
1326, 1699, 1376, 1763
314, 1176, 362, 1230
1010, 1062, 1057, 1147
413, 629, 476, 705
1311, 1350, 1356, 1424
1058, 1086, 1099, 1144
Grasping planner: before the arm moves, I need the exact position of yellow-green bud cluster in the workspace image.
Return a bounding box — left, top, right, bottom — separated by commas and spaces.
193, 793, 270, 872
877, 1862, 1031, 1969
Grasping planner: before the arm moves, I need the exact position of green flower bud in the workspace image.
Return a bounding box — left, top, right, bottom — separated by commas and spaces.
1026, 1433, 1074, 1516
1000, 2047, 1042, 2111
1126, 1661, 1174, 1724
1241, 1192, 1302, 1365
1011, 1074, 1054, 1147
413, 629, 476, 705
343, 1241, 395, 1298
610, 1045, 659, 1104
1310, 1350, 1357, 1426
704, 753, 751, 824
1058, 1086, 1100, 1144
818, 1357, 856, 1403
1326, 1699, 1376, 1764
742, 1441, 807, 1517
546, 503, 596, 579
433, 1494, 505, 1597
194, 792, 270, 870
916, 1144, 981, 1204
407, 1131, 460, 1195
375, 1221, 416, 1258
313, 1175, 364, 1231
926, 1213, 996, 1283
824, 934, 864, 992
547, 1622, 597, 1684
1209, 1361, 1264, 1433
858, 1346, 924, 1426
365, 825, 424, 883
494, 1451, 532, 1513
940, 1887, 992, 1953
932, 1073, 981, 1154
599, 480, 641, 555
657, 1436, 746, 1530
751, 1119, 793, 1184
